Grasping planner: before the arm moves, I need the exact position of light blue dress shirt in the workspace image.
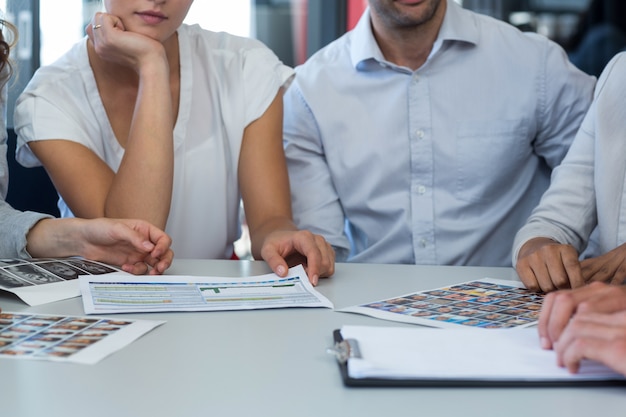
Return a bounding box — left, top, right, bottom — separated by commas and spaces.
283, 0, 596, 267
513, 53, 626, 263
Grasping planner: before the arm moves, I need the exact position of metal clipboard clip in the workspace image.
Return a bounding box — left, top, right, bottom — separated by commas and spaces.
327, 338, 362, 364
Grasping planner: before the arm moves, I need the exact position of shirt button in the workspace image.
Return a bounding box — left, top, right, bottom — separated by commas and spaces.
417, 185, 426, 195
420, 239, 428, 248
415, 130, 424, 139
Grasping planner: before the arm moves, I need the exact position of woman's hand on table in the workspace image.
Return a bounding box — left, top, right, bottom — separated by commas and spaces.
260, 229, 335, 286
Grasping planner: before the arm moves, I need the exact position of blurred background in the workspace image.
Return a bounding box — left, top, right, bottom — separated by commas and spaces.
3, 0, 623, 129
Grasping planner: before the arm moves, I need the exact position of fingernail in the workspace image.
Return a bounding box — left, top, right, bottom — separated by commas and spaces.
277, 265, 286, 276
540, 337, 551, 349
142, 241, 154, 250
313, 275, 319, 286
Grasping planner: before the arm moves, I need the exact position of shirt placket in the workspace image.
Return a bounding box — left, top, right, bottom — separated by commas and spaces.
408, 71, 436, 264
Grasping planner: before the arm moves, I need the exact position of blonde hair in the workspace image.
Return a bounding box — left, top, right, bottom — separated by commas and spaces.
0, 18, 17, 87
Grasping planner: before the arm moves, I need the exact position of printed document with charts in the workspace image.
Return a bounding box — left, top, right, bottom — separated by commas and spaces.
79, 265, 333, 314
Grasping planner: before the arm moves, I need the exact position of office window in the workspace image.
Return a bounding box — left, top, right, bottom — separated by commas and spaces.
40, 0, 83, 65
185, 0, 251, 37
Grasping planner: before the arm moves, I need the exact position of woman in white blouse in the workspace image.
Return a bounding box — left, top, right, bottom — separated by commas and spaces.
0, 16, 172, 276
14, 0, 334, 284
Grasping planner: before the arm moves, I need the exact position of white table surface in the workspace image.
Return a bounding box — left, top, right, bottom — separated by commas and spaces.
1, 260, 625, 417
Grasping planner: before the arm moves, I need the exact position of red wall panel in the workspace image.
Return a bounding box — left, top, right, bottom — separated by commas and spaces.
347, 0, 368, 30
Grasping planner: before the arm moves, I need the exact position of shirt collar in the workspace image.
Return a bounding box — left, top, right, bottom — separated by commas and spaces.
350, 0, 479, 70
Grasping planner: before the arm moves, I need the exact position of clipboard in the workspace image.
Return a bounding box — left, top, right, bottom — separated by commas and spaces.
330, 328, 626, 388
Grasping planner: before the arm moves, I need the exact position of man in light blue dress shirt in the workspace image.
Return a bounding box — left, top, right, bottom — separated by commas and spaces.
283, 0, 596, 267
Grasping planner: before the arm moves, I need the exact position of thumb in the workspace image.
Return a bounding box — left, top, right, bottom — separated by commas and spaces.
114, 224, 154, 253
261, 244, 288, 277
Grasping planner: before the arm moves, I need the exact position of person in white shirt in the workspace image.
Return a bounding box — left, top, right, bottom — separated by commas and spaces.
514, 53, 626, 292
14, 0, 334, 284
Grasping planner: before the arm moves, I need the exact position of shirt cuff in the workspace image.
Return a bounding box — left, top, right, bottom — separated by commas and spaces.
9, 211, 52, 258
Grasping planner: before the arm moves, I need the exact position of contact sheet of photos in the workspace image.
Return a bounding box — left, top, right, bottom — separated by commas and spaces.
340, 278, 545, 329
0, 258, 122, 306
0, 258, 118, 288
0, 312, 163, 364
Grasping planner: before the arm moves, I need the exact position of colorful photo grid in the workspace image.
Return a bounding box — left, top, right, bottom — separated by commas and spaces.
358, 279, 545, 329
0, 312, 131, 361
0, 258, 118, 290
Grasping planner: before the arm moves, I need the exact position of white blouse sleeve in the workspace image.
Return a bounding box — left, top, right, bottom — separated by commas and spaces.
240, 46, 294, 127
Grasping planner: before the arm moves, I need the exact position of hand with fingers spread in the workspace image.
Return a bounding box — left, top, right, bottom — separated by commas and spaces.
537, 281, 626, 375
515, 237, 584, 293
538, 282, 626, 349
260, 229, 335, 286
553, 310, 626, 375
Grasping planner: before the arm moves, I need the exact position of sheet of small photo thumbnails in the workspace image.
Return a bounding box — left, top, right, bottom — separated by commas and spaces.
357, 279, 545, 328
